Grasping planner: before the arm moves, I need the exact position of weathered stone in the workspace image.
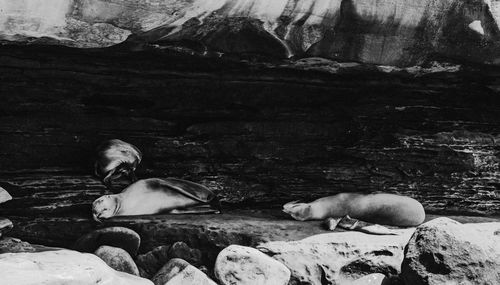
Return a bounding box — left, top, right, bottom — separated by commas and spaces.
0, 187, 12, 204
73, 226, 140, 256
168, 241, 203, 266
95, 245, 140, 276
215, 245, 291, 285
152, 258, 217, 285
0, 249, 153, 285
0, 217, 13, 234
135, 245, 171, 279
348, 273, 390, 285
1, 0, 500, 66
401, 217, 500, 285
258, 229, 415, 285
0, 237, 36, 253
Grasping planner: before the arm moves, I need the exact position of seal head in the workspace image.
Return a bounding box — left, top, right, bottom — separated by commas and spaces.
94, 139, 142, 190
92, 195, 119, 222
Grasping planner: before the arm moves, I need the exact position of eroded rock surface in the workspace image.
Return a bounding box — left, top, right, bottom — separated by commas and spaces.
0, 249, 153, 285
136, 245, 171, 279
1, 0, 500, 65
95, 245, 140, 276
401, 217, 500, 285
152, 258, 217, 285
168, 241, 203, 267
258, 229, 415, 285
215, 245, 291, 285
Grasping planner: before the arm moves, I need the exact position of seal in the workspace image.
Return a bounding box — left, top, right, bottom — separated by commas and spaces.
92, 178, 221, 222
94, 139, 142, 189
283, 193, 425, 227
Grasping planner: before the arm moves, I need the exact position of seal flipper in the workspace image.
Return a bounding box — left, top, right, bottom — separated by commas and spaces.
169, 205, 220, 215
326, 215, 398, 235
158, 178, 218, 205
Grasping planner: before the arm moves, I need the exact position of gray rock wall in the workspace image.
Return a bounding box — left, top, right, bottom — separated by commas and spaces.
2, 0, 500, 66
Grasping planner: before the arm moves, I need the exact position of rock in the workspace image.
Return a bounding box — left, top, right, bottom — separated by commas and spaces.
0, 249, 153, 285
0, 217, 13, 234
215, 245, 291, 285
401, 217, 500, 285
0, 237, 36, 253
0, 187, 12, 204
168, 241, 203, 266
257, 229, 415, 285
95, 245, 140, 276
152, 258, 217, 285
73, 226, 140, 257
0, 237, 62, 253
2, 0, 500, 66
347, 273, 390, 285
135, 245, 171, 279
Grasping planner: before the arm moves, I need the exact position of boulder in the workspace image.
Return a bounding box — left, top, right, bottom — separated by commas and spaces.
0, 217, 13, 235
0, 237, 36, 253
347, 273, 390, 285
0, 187, 12, 204
401, 217, 500, 285
152, 258, 217, 285
73, 226, 140, 257
0, 249, 153, 285
135, 245, 171, 278
215, 245, 291, 285
95, 245, 140, 276
168, 241, 203, 266
257, 229, 415, 285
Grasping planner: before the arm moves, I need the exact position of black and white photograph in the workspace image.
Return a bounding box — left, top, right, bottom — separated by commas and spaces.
0, 0, 499, 284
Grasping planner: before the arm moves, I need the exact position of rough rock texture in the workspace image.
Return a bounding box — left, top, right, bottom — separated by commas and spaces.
95, 245, 140, 276
168, 242, 203, 267
0, 249, 153, 285
258, 229, 415, 285
152, 258, 217, 285
348, 273, 390, 285
136, 245, 171, 279
401, 217, 500, 285
0, 237, 36, 253
2, 47, 500, 218
215, 245, 291, 285
2, 0, 500, 66
73, 226, 141, 257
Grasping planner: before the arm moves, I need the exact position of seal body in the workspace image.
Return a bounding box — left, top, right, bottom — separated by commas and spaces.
94, 139, 142, 190
92, 178, 220, 221
283, 193, 425, 227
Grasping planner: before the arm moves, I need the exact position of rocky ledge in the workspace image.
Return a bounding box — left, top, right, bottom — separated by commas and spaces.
2, 0, 500, 66
1, 216, 499, 285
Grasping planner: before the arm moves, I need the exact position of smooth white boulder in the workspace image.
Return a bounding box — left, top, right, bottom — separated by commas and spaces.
215, 245, 291, 285
0, 249, 153, 285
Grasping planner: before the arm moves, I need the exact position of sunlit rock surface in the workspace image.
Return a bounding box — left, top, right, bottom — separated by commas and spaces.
0, 249, 153, 285
1, 0, 500, 65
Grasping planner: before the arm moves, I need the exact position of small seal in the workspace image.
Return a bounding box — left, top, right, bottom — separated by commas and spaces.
283, 193, 425, 227
92, 178, 221, 222
94, 139, 142, 190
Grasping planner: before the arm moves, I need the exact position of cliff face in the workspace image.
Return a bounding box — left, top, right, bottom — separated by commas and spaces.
2, 0, 500, 66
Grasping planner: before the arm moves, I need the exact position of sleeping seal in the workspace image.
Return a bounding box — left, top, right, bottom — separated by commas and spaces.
92, 178, 221, 222
94, 139, 142, 190
283, 193, 425, 227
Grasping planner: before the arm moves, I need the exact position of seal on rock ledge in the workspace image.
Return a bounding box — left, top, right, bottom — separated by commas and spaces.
92, 178, 221, 222
283, 193, 425, 227
94, 139, 142, 190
